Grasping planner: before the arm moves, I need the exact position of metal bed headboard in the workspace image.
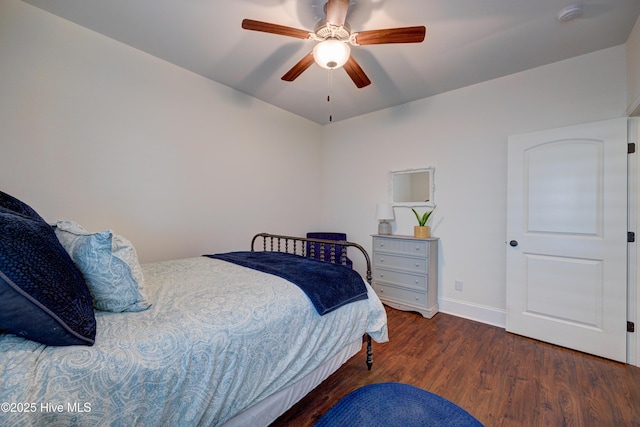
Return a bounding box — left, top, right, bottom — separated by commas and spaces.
251, 232, 372, 285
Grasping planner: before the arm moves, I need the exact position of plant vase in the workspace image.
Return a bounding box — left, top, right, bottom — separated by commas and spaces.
414, 225, 430, 238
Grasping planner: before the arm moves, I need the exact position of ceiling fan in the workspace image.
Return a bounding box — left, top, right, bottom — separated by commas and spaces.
241, 0, 426, 89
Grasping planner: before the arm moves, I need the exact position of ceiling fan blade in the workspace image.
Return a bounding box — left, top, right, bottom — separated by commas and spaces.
354, 26, 426, 45
281, 52, 315, 82
326, 0, 350, 27
242, 19, 311, 40
343, 55, 371, 88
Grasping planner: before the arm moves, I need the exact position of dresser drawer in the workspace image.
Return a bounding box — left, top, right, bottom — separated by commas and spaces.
374, 282, 427, 306
373, 252, 427, 273
373, 236, 429, 257
374, 268, 426, 290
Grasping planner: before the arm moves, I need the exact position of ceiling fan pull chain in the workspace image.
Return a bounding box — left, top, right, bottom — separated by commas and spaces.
328, 69, 333, 122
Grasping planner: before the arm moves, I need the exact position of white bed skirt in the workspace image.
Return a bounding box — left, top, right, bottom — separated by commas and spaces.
223, 338, 363, 427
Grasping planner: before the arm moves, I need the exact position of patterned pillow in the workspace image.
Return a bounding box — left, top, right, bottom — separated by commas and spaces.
0, 206, 96, 346
54, 221, 150, 313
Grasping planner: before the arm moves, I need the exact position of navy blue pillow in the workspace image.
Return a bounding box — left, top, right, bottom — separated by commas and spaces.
0, 194, 96, 346
0, 190, 45, 222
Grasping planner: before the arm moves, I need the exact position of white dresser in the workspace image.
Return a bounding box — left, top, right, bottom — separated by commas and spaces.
371, 234, 439, 318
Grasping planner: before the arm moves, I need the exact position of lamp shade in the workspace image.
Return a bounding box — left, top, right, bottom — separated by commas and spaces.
313, 39, 351, 69
376, 203, 395, 221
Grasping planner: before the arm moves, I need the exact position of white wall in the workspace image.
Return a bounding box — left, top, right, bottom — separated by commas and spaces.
0, 0, 323, 263
628, 14, 640, 116
321, 46, 627, 326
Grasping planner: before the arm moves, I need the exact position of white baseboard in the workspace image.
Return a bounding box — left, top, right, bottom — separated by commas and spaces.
438, 297, 506, 329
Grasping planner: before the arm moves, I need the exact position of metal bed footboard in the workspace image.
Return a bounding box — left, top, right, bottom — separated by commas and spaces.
251, 232, 374, 370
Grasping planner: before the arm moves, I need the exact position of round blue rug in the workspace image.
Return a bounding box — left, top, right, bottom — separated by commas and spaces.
313, 382, 483, 427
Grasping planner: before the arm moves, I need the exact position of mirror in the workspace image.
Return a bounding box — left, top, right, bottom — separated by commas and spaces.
390, 167, 435, 206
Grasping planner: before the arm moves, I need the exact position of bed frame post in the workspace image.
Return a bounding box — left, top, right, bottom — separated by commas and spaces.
366, 334, 373, 371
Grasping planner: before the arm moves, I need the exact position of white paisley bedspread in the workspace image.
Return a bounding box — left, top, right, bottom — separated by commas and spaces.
0, 257, 388, 426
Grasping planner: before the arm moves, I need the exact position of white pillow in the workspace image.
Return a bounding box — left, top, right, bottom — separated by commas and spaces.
54, 220, 150, 312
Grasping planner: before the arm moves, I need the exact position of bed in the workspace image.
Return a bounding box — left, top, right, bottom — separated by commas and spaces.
0, 191, 388, 427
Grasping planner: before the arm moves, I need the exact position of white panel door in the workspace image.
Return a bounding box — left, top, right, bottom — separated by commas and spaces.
506, 118, 628, 362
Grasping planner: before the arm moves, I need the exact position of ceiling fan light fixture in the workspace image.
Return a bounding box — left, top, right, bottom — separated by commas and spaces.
313, 39, 351, 69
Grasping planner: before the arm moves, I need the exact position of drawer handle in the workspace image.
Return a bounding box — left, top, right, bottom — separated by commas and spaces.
415, 296, 419, 301
415, 263, 419, 267
380, 258, 384, 263
415, 280, 419, 284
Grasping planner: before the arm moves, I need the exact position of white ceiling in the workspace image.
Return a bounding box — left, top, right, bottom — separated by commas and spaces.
21, 0, 640, 125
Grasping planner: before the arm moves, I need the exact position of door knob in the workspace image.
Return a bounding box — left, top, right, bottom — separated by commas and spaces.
509, 240, 518, 247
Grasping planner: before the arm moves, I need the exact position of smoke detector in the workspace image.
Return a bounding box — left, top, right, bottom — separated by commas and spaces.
558, 3, 584, 22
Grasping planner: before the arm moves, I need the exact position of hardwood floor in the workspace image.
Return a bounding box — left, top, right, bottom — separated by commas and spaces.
271, 307, 640, 427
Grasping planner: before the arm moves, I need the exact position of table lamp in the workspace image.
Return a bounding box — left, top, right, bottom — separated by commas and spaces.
376, 203, 394, 235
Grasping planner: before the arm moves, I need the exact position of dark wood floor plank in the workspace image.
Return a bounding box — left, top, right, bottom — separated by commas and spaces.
270, 308, 640, 427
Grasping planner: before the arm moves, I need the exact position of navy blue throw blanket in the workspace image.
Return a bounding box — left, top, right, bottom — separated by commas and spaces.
204, 251, 368, 315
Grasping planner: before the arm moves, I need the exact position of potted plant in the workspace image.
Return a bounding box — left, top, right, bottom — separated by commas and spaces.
412, 206, 435, 238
